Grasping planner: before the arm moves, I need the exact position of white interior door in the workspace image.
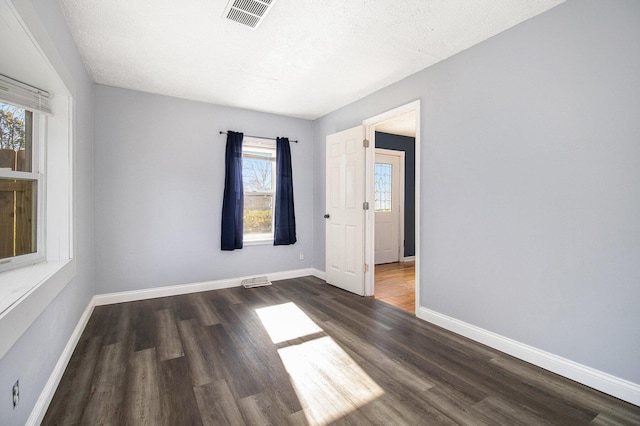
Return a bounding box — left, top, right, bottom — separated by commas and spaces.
374, 150, 402, 264
325, 126, 365, 295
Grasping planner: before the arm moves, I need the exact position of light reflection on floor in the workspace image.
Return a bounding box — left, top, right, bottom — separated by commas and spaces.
256, 302, 323, 344
256, 303, 385, 425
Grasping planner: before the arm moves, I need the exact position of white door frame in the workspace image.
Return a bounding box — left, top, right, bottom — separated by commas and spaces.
374, 148, 405, 265
363, 100, 420, 314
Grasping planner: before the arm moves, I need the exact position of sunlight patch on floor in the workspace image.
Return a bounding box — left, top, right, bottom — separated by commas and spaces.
255, 302, 323, 344
256, 302, 384, 425
279, 336, 385, 425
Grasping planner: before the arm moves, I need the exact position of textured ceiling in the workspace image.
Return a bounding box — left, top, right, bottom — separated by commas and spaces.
59, 0, 565, 119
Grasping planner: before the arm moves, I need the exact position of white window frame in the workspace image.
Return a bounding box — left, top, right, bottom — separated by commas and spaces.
0, 102, 46, 272
0, 0, 75, 362
242, 137, 276, 245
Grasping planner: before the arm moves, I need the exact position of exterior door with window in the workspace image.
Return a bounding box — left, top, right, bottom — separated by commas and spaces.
325, 126, 365, 296
374, 150, 402, 265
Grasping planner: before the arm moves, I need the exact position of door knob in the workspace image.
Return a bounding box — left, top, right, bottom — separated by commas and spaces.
324, 214, 330, 219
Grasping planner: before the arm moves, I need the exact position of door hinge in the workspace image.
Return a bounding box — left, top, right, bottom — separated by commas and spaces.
363, 139, 370, 148
363, 264, 369, 273
363, 201, 369, 210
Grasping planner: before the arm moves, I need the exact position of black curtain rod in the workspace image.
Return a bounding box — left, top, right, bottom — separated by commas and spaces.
219, 131, 298, 143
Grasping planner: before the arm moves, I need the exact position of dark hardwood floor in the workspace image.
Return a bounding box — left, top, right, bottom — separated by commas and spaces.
44, 276, 640, 425
375, 261, 415, 313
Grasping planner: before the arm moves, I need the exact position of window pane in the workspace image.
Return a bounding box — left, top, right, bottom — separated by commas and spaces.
243, 155, 273, 193
244, 193, 273, 238
242, 142, 276, 241
374, 163, 392, 211
0, 179, 37, 259
0, 102, 33, 172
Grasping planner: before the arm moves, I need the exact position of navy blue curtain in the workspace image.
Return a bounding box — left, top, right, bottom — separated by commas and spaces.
221, 131, 244, 250
274, 137, 296, 245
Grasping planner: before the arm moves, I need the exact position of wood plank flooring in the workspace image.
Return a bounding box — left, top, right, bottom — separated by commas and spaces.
375, 261, 415, 313
44, 276, 640, 425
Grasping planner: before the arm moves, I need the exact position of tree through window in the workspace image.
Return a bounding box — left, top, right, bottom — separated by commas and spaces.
242, 137, 276, 241
0, 101, 37, 260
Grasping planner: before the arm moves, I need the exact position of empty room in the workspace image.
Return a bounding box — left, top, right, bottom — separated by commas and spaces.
1, 0, 639, 424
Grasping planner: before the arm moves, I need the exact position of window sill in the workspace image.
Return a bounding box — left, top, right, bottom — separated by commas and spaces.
0, 259, 75, 359
243, 238, 274, 246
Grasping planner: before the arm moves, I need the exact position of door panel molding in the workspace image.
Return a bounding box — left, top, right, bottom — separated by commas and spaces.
325, 126, 365, 295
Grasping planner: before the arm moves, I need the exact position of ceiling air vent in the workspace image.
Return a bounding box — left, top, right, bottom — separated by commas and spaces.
223, 0, 277, 30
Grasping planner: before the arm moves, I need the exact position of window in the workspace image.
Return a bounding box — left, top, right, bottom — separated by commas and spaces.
0, 4, 75, 359
0, 100, 43, 270
242, 137, 276, 243
374, 162, 393, 211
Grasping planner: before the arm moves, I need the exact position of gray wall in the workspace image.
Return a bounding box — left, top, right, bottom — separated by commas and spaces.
313, 0, 640, 384
375, 132, 416, 257
0, 0, 95, 424
2, 1, 639, 423
94, 86, 314, 294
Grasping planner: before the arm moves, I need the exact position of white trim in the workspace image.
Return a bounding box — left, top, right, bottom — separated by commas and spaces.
28, 267, 324, 422
0, 259, 75, 359
362, 100, 420, 308
417, 307, 640, 406
27, 297, 95, 426
414, 102, 421, 315
94, 268, 317, 306
242, 238, 274, 246
0, 0, 76, 370
401, 256, 415, 262
312, 268, 326, 280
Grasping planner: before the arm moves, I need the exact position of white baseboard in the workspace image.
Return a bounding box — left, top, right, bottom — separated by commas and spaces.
312, 268, 326, 280
401, 256, 415, 262
94, 268, 316, 306
29, 267, 320, 422
27, 298, 96, 426
37, 272, 637, 424
417, 307, 640, 406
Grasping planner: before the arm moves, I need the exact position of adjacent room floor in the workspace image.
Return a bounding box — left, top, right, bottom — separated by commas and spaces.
44, 276, 640, 425
375, 261, 415, 313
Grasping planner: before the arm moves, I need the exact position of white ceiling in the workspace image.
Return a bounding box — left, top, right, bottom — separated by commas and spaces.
59, 0, 565, 120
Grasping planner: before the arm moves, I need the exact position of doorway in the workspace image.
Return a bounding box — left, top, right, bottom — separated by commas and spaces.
365, 102, 419, 314
323, 101, 420, 311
